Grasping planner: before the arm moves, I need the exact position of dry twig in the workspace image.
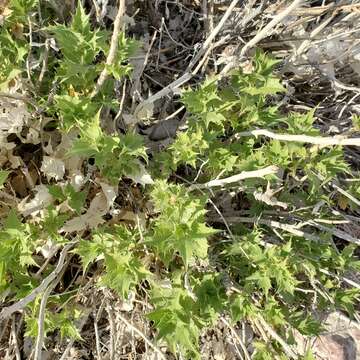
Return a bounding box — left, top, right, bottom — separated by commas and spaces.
211, 215, 360, 246
240, 0, 304, 55
134, 0, 240, 120
257, 316, 298, 359
34, 258, 70, 360
315, 172, 360, 207
0, 242, 76, 321
106, 303, 116, 360
234, 129, 360, 147
189, 165, 279, 190
38, 39, 50, 84
221, 0, 305, 75
329, 182, 360, 207
210, 216, 320, 242
187, 0, 240, 70
94, 299, 106, 360
11, 316, 21, 360
221, 317, 251, 360
33, 286, 54, 360
116, 312, 167, 360
0, 92, 37, 107
90, 0, 126, 98
319, 268, 360, 290
308, 221, 360, 245
58, 309, 92, 360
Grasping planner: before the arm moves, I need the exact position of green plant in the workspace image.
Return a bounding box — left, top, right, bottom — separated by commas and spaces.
68, 111, 147, 184
0, 2, 359, 359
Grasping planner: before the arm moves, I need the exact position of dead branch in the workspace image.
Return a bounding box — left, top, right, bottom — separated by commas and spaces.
116, 312, 167, 360
221, 0, 305, 75
314, 172, 360, 207
106, 303, 116, 360
319, 268, 360, 290
257, 316, 298, 359
11, 316, 21, 360
134, 0, 240, 120
58, 309, 92, 360
211, 215, 360, 246
308, 221, 360, 246
235, 129, 360, 147
34, 257, 70, 360
0, 92, 37, 108
220, 317, 251, 360
90, 0, 126, 99
187, 0, 240, 70
241, 0, 304, 57
0, 242, 76, 321
210, 216, 320, 242
189, 165, 279, 190
33, 286, 54, 360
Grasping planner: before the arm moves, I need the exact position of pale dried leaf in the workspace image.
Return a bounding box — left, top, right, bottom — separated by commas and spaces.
70, 172, 86, 191
18, 184, 53, 217
55, 131, 83, 174
111, 209, 146, 228
39, 239, 58, 259
60, 212, 105, 233
0, 100, 30, 135
61, 191, 109, 232
99, 181, 117, 208
253, 182, 288, 209
41, 156, 65, 181
129, 163, 154, 185
117, 291, 135, 312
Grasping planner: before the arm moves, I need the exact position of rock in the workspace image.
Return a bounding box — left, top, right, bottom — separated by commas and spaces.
313, 334, 357, 360
148, 118, 179, 141
295, 312, 360, 360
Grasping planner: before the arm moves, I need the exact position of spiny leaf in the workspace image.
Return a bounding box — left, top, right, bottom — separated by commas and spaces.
102, 253, 148, 298
0, 170, 10, 188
